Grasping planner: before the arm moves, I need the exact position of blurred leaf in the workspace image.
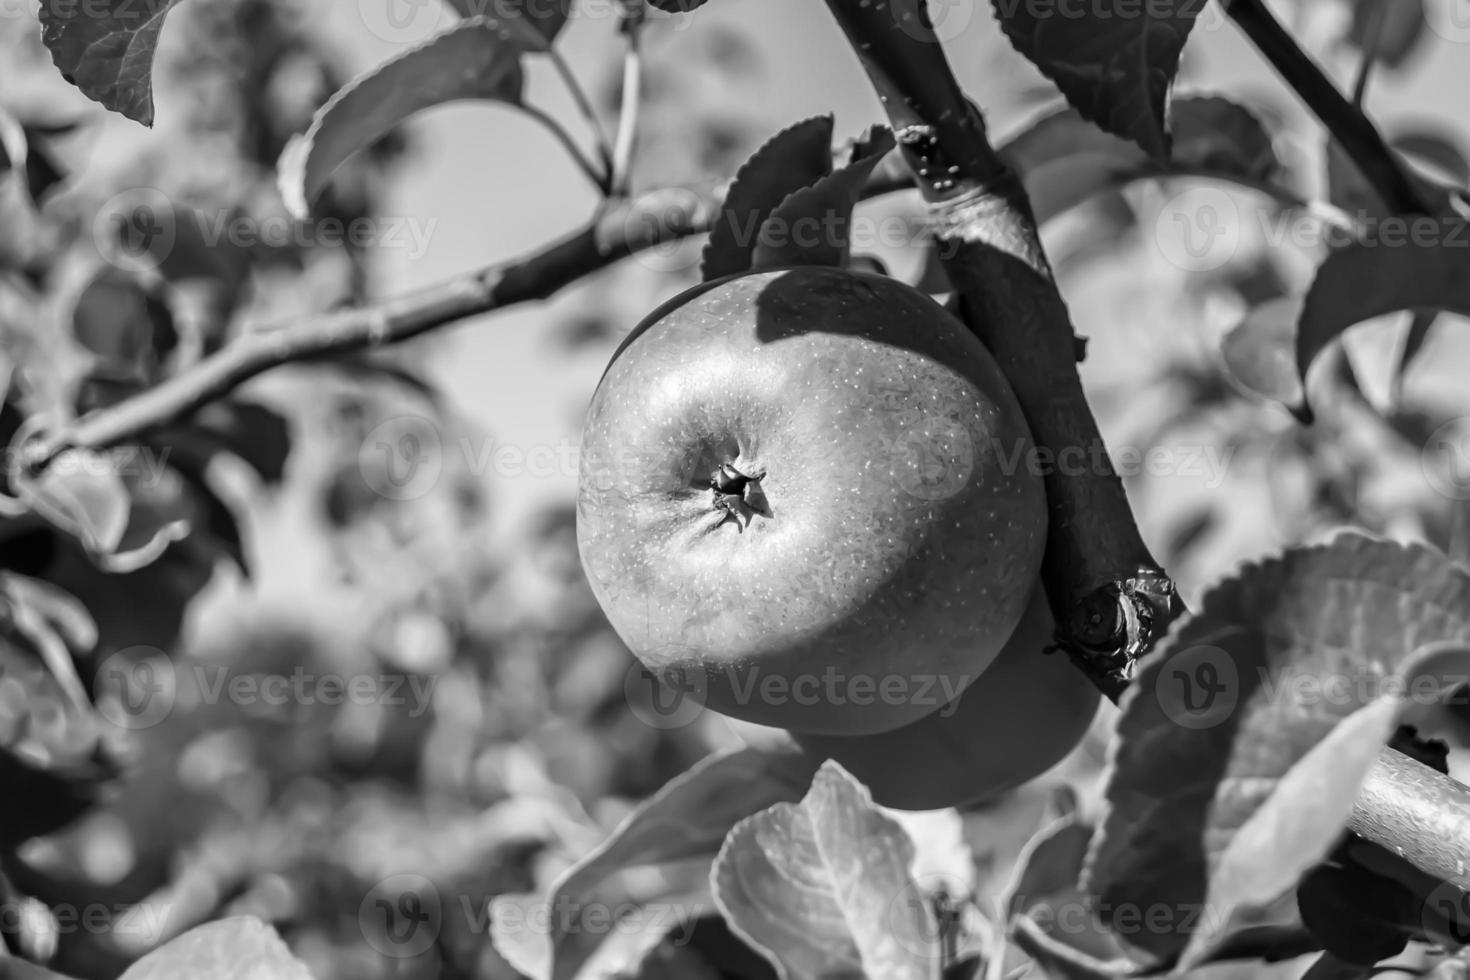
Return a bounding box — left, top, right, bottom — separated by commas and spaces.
997, 98, 1276, 225
1326, 135, 1464, 218
2, 573, 98, 654
646, 0, 710, 10
1222, 296, 1306, 408
445, 0, 573, 41
712, 761, 941, 980
157, 399, 292, 484
1296, 225, 1470, 397
752, 126, 895, 270
117, 917, 315, 980
0, 110, 27, 176
38, 0, 189, 125
1392, 130, 1470, 188
492, 890, 713, 980
1348, 0, 1427, 69
1299, 952, 1377, 980
702, 115, 834, 282
1296, 862, 1413, 965
531, 742, 820, 980
159, 451, 247, 575
20, 451, 131, 556
279, 16, 549, 218
1085, 532, 1470, 969
1004, 816, 1093, 921
1009, 914, 1127, 979
71, 269, 178, 378
1169, 96, 1278, 181
993, 0, 1204, 158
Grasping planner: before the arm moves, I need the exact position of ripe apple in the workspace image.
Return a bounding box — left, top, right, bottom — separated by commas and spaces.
577, 266, 1046, 735
793, 583, 1102, 809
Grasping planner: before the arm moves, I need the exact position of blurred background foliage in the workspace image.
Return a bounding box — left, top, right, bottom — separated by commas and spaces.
0, 0, 1468, 978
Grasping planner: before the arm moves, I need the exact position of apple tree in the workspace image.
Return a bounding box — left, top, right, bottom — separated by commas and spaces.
4, 0, 1470, 979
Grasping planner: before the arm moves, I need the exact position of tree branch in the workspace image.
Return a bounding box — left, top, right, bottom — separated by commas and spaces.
1225, 0, 1427, 214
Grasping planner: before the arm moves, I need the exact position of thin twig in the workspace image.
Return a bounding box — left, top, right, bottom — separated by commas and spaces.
1350, 0, 1385, 106
610, 0, 646, 196
546, 46, 615, 192
522, 104, 609, 192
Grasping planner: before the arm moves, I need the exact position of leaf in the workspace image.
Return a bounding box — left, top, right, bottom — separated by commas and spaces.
536, 742, 820, 980
1169, 96, 1278, 181
1295, 222, 1470, 390
72, 269, 177, 378
445, 0, 573, 41
996, 98, 1276, 224
491, 890, 714, 980
1083, 532, 1470, 969
1004, 817, 1094, 921
712, 761, 941, 980
1298, 952, 1377, 980
39, 0, 189, 125
1392, 130, 1470, 188
21, 451, 131, 556
1221, 296, 1306, 408
1348, 0, 1427, 70
156, 399, 293, 484
163, 448, 247, 575
701, 116, 835, 282
992, 0, 1206, 158
751, 127, 897, 270
279, 16, 547, 219
646, 0, 710, 10
117, 917, 315, 980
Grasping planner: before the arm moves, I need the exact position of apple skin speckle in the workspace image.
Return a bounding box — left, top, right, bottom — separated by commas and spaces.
576, 266, 1047, 736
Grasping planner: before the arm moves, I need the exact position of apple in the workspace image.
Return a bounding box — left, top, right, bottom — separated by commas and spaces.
577, 266, 1046, 735
793, 582, 1101, 809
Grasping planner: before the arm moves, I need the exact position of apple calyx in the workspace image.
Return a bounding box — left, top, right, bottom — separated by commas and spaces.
710, 462, 767, 531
